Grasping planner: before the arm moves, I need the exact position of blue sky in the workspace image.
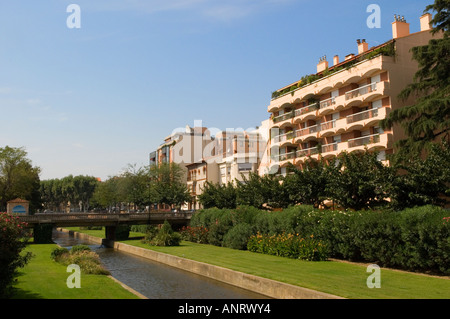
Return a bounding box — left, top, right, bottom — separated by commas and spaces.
0, 0, 432, 180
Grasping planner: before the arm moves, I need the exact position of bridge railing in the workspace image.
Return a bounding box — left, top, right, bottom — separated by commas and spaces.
18, 212, 194, 226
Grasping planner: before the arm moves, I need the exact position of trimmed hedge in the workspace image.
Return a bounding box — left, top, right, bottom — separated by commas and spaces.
247, 233, 329, 261
188, 205, 450, 274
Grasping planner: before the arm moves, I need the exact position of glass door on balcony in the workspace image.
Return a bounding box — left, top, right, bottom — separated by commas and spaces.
371, 74, 381, 84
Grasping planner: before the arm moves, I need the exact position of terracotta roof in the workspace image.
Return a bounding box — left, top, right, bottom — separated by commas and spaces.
7, 198, 29, 203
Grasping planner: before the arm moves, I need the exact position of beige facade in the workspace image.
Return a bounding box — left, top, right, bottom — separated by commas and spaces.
151, 123, 269, 210
186, 161, 220, 210
267, 13, 442, 175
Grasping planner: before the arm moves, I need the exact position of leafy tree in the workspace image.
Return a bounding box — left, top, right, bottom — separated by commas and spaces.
326, 150, 391, 210
40, 175, 99, 212
198, 181, 237, 209
236, 172, 291, 210
284, 158, 329, 208
91, 176, 123, 212
388, 141, 450, 210
72, 175, 99, 212
0, 146, 41, 212
119, 164, 152, 211
380, 0, 450, 158
149, 162, 191, 209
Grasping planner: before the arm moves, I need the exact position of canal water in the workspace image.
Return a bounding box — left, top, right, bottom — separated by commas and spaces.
52, 230, 268, 299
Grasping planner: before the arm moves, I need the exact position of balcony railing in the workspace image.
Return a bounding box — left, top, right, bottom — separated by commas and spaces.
294, 103, 319, 117
345, 82, 378, 100
296, 125, 320, 138
321, 143, 338, 153
320, 119, 336, 131
272, 131, 296, 143
272, 151, 296, 162
271, 142, 343, 163
319, 97, 336, 109
348, 134, 380, 148
346, 108, 379, 124
273, 111, 294, 123
296, 146, 320, 158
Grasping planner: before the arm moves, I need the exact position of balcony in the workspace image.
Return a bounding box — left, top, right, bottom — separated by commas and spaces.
319, 97, 336, 109
296, 146, 320, 158
271, 151, 296, 163
273, 111, 294, 124
321, 142, 338, 154
345, 82, 378, 101
296, 124, 320, 136
348, 134, 380, 148
320, 119, 336, 131
294, 103, 318, 121
347, 108, 379, 124
272, 131, 296, 144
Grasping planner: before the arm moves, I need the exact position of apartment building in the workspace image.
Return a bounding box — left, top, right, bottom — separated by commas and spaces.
267, 13, 441, 175
150, 122, 269, 210
214, 128, 263, 185
187, 126, 269, 209
150, 125, 213, 168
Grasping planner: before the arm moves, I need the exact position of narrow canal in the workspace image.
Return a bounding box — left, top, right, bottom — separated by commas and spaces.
52, 230, 268, 299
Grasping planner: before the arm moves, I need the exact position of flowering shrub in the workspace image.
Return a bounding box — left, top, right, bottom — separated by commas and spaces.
180, 226, 209, 244
247, 232, 329, 261
0, 212, 33, 297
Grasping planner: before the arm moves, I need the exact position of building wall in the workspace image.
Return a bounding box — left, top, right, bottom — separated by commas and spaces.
266, 14, 443, 175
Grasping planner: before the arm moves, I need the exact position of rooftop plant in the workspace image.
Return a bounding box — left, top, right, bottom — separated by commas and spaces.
271, 41, 396, 100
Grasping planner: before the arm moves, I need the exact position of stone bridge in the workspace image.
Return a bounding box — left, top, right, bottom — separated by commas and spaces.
18, 212, 194, 243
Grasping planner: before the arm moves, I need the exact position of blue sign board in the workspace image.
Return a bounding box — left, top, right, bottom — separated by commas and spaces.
12, 205, 27, 214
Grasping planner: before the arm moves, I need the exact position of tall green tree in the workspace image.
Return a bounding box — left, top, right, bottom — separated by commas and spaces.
91, 176, 123, 212
72, 175, 99, 212
326, 150, 391, 211
198, 181, 237, 209
236, 172, 292, 210
0, 146, 41, 212
388, 141, 450, 210
149, 162, 191, 209
284, 158, 329, 208
380, 0, 450, 158
119, 164, 151, 211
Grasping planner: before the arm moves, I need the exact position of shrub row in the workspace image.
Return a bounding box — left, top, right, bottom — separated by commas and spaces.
247, 233, 328, 261
188, 205, 450, 275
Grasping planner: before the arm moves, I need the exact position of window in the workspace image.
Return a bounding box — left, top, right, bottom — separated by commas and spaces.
238, 163, 253, 172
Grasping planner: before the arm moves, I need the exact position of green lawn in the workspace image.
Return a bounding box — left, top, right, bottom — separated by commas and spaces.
66, 227, 450, 299
11, 243, 140, 299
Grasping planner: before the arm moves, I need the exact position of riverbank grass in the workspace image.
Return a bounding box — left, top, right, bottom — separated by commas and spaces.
125, 239, 450, 299
66, 227, 450, 299
12, 243, 140, 299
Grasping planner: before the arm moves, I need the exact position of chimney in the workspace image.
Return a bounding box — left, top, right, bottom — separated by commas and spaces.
333, 55, 339, 66
345, 53, 355, 61
357, 39, 369, 54
317, 55, 329, 73
392, 14, 410, 39
420, 13, 432, 31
